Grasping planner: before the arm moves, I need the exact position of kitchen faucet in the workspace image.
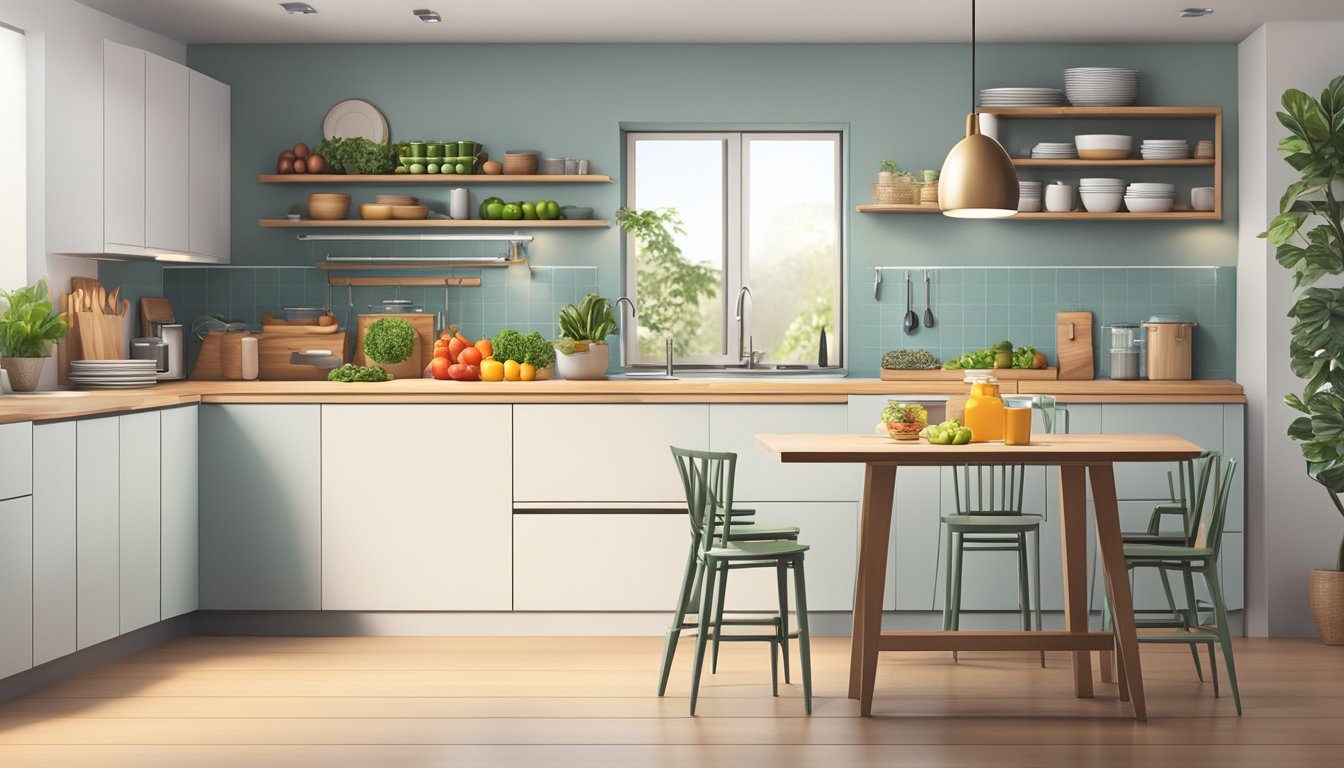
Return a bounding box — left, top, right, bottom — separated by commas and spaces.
615, 296, 637, 369
734, 286, 758, 369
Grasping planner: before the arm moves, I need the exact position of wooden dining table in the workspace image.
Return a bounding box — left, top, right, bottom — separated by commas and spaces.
755, 432, 1204, 721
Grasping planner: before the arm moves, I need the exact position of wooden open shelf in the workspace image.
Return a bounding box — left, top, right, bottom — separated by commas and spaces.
855, 204, 940, 214
257, 174, 611, 184
976, 106, 1222, 119
1012, 158, 1214, 168
259, 218, 608, 229
855, 205, 1218, 221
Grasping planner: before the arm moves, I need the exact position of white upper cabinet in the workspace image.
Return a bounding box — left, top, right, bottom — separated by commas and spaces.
144, 53, 190, 254
98, 40, 229, 263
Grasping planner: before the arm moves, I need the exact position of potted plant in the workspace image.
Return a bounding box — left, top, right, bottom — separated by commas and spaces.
0, 279, 68, 392
878, 160, 899, 184
1261, 74, 1344, 644
362, 317, 419, 380
554, 292, 618, 380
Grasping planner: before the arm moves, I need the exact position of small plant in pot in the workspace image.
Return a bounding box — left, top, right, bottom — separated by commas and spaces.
878, 160, 899, 184
361, 317, 418, 381
554, 292, 617, 380
1260, 74, 1344, 644
0, 279, 68, 392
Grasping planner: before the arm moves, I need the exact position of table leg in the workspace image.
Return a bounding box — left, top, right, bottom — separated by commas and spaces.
1089, 463, 1147, 721
851, 463, 896, 715
1058, 465, 1094, 699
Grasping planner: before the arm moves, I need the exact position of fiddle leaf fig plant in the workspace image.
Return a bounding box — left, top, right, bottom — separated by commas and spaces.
1260, 74, 1344, 570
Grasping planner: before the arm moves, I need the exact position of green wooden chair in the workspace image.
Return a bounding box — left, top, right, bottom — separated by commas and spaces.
1103, 456, 1241, 714
657, 446, 813, 715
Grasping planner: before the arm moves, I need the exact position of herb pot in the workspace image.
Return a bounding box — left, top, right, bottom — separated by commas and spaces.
555, 342, 609, 380
0, 356, 47, 392
1310, 569, 1344, 645
878, 171, 896, 184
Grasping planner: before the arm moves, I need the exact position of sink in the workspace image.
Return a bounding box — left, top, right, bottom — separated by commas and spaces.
614, 366, 847, 381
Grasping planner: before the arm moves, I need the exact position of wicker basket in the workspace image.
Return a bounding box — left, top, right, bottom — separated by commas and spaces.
872, 182, 922, 205
1310, 569, 1344, 645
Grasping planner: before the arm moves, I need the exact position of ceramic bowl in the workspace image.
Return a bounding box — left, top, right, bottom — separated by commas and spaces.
374, 195, 418, 206
1124, 196, 1175, 213
1081, 191, 1124, 213
307, 192, 351, 220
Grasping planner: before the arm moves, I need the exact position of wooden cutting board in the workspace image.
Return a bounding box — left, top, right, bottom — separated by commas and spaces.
880, 367, 1057, 381
1056, 311, 1094, 381
355, 314, 434, 379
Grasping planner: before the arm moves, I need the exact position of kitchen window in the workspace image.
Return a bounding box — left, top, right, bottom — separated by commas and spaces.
623, 131, 843, 368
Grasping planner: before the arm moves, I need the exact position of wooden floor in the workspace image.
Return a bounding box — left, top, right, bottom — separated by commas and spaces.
0, 636, 1340, 767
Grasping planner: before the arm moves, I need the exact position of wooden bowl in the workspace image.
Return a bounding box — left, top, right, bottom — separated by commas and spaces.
360, 203, 393, 220
391, 204, 429, 220
502, 152, 539, 175
308, 193, 351, 220
374, 195, 418, 206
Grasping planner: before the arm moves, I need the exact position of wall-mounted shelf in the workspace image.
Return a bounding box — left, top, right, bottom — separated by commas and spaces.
260, 218, 608, 229
856, 205, 1218, 221
975, 106, 1222, 119
257, 174, 611, 184
1012, 158, 1214, 168
856, 204, 940, 214
317, 261, 524, 271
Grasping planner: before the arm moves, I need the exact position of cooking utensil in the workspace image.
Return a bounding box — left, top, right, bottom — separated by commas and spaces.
923, 270, 935, 328
873, 268, 882, 301
903, 272, 918, 334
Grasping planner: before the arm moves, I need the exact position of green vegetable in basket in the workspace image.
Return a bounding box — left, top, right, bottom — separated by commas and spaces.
880, 349, 940, 370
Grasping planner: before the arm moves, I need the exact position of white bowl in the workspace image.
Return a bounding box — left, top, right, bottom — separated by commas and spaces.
1124, 196, 1175, 213
1075, 134, 1133, 152
1081, 191, 1124, 213
1127, 183, 1176, 192
1018, 197, 1042, 212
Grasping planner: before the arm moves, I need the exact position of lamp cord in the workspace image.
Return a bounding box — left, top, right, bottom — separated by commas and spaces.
970, 0, 976, 116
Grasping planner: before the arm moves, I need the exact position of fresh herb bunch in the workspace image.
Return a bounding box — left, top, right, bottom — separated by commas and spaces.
492, 328, 555, 368
313, 137, 396, 175
880, 349, 939, 370
363, 317, 416, 365
557, 292, 617, 343
328, 364, 393, 382
0, 278, 68, 357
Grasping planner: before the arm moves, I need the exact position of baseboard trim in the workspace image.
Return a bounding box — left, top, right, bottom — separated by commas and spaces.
0, 616, 191, 704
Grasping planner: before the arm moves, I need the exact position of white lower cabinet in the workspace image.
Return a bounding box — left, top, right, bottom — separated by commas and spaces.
0, 421, 33, 500
513, 404, 709, 503
161, 406, 199, 619
200, 405, 321, 610
892, 467, 942, 611
0, 496, 33, 677
76, 416, 120, 649
119, 411, 161, 634
718, 502, 859, 612
33, 422, 77, 665
321, 405, 512, 610
708, 405, 860, 502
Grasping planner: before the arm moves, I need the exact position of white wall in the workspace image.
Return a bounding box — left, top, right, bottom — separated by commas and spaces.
1239, 22, 1344, 637
0, 24, 23, 291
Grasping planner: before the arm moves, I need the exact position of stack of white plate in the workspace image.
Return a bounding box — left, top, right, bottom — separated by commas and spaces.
979, 87, 1066, 107
1064, 67, 1139, 106
1079, 178, 1126, 213
1140, 139, 1191, 159
69, 359, 159, 389
1124, 182, 1176, 213
1031, 142, 1078, 159
1018, 180, 1043, 212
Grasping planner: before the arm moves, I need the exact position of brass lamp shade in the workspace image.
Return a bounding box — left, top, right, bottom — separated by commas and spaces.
938, 114, 1019, 218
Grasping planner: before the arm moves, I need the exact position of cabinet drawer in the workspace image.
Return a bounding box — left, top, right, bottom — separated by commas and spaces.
0, 421, 32, 500
513, 405, 708, 503
1101, 404, 1223, 499
709, 405, 860, 502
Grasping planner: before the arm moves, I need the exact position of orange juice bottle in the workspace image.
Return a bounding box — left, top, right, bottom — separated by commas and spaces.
962, 374, 1004, 442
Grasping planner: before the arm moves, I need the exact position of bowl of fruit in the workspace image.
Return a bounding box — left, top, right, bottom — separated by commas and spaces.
921, 419, 974, 445
881, 401, 928, 441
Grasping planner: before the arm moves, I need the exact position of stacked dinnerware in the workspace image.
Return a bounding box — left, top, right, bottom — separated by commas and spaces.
1079, 178, 1126, 213
1140, 139, 1191, 159
979, 87, 1066, 107
1018, 180, 1043, 212
1064, 67, 1139, 106
1031, 142, 1078, 159
1124, 182, 1176, 213
69, 359, 159, 390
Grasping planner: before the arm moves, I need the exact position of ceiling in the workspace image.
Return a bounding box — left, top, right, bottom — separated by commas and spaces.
73, 0, 1344, 44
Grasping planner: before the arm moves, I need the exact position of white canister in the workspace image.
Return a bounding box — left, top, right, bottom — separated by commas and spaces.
449, 187, 470, 219
240, 336, 259, 381
977, 113, 999, 143
1045, 181, 1074, 213
1191, 186, 1215, 212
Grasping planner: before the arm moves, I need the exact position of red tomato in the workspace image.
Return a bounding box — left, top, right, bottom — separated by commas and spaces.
475, 338, 493, 359
457, 346, 483, 367
447, 363, 468, 380
462, 364, 479, 381
430, 357, 452, 380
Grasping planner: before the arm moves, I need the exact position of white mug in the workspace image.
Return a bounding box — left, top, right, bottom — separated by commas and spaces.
1191, 186, 1215, 211
1045, 182, 1074, 213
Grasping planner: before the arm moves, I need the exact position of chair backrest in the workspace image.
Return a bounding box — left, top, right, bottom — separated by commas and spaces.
952, 464, 1028, 516
1159, 451, 1216, 543
1193, 457, 1238, 558
670, 446, 738, 550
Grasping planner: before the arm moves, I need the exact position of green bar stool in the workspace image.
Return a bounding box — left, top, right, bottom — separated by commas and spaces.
1103, 457, 1241, 714
658, 446, 813, 716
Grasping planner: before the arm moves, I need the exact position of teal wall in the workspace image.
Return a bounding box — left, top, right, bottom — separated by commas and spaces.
137, 42, 1239, 377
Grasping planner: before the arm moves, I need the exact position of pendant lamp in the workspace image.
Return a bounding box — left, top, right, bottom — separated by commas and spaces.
938, 0, 1019, 218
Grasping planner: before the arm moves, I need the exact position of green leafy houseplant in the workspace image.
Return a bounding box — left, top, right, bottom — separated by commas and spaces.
615, 207, 720, 357
313, 137, 396, 175
0, 278, 68, 358
362, 317, 415, 365
556, 292, 617, 349
1260, 74, 1344, 571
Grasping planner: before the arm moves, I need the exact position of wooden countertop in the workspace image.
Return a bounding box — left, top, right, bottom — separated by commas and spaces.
0, 378, 1246, 425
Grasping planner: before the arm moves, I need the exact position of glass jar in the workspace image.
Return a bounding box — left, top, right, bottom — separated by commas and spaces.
962, 372, 1004, 443
880, 400, 929, 441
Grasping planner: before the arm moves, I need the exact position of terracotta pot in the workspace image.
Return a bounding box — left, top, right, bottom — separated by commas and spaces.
1, 356, 47, 392
1309, 569, 1344, 645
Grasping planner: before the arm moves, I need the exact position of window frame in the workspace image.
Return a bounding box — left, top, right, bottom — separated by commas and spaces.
622, 129, 845, 369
